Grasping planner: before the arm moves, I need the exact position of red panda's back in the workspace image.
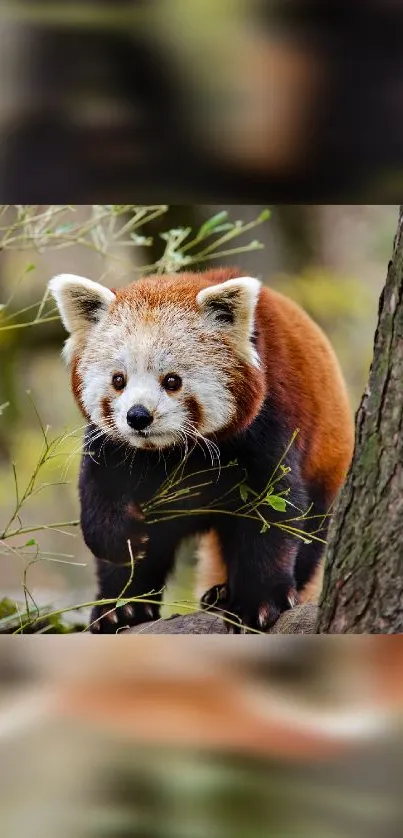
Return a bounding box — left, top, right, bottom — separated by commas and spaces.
256, 286, 354, 498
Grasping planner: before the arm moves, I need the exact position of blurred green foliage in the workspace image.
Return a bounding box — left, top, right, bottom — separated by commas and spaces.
272, 267, 376, 407
0, 595, 86, 633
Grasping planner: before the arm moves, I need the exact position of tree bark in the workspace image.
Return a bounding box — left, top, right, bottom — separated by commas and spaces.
317, 206, 403, 633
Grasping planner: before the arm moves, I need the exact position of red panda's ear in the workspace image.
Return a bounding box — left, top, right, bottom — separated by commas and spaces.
48, 274, 115, 334
196, 276, 261, 367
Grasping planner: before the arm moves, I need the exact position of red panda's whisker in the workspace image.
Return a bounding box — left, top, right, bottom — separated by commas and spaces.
181, 425, 205, 462
128, 446, 137, 477
84, 431, 109, 448
116, 440, 137, 469
182, 421, 221, 472
178, 429, 189, 459
169, 429, 187, 458
66, 428, 107, 463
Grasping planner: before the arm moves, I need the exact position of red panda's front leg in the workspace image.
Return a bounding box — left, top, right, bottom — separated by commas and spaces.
90, 558, 163, 634
89, 545, 178, 634
80, 456, 176, 633
213, 522, 300, 633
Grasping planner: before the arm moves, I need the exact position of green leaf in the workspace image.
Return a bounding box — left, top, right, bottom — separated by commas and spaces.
198, 211, 228, 238
25, 263, 36, 273
0, 598, 19, 619
265, 495, 287, 512
115, 599, 127, 608
257, 208, 271, 222
25, 538, 37, 546
239, 483, 249, 502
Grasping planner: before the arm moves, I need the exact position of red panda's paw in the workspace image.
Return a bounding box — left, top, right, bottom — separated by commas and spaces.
200, 584, 229, 615
225, 586, 299, 634
89, 600, 160, 634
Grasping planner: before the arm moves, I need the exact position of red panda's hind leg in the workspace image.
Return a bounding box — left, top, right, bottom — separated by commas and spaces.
214, 518, 300, 633
195, 530, 229, 615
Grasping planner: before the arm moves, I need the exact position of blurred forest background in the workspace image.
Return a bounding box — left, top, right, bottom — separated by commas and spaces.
0, 204, 397, 626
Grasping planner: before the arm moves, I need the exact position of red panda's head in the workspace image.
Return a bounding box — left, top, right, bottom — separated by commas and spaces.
49, 270, 266, 450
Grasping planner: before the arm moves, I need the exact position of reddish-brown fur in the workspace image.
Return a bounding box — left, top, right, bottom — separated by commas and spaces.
223, 358, 265, 437
101, 396, 112, 422
111, 267, 245, 311
184, 396, 204, 429
71, 357, 90, 420
253, 284, 354, 496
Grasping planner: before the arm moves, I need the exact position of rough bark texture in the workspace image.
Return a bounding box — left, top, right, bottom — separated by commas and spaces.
128, 604, 318, 634
317, 206, 403, 633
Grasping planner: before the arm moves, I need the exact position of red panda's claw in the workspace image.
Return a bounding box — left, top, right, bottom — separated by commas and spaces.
287, 591, 298, 609
122, 604, 135, 620
227, 616, 243, 635
89, 601, 159, 634
224, 585, 299, 634
200, 584, 228, 614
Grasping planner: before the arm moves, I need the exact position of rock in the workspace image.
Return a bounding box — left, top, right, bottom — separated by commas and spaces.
128, 604, 318, 634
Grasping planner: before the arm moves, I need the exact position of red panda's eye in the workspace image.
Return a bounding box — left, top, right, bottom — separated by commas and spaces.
112, 373, 126, 392
162, 374, 182, 392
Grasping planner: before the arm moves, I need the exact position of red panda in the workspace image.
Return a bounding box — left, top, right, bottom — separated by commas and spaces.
49, 268, 354, 633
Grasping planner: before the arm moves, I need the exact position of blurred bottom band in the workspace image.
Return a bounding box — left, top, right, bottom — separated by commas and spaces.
0, 637, 402, 837
0, 716, 401, 838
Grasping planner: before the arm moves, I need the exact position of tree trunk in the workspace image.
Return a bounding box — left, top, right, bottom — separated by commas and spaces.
317, 206, 403, 633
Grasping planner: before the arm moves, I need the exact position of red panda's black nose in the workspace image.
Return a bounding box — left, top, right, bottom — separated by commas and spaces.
127, 405, 153, 431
